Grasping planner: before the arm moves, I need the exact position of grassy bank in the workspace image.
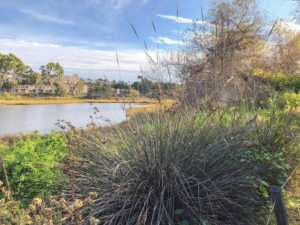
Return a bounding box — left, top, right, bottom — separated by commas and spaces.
1, 95, 300, 224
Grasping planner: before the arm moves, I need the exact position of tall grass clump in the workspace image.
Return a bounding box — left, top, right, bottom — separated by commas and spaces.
65, 108, 269, 224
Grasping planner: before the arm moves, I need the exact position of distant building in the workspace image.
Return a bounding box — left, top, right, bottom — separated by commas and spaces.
8, 74, 89, 95
11, 85, 56, 94
112, 88, 120, 94
60, 75, 81, 85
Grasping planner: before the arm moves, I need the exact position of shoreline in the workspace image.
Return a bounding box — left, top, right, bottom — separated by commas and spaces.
0, 98, 159, 105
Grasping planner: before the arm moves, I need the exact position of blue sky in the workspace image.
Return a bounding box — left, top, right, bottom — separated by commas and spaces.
0, 0, 298, 81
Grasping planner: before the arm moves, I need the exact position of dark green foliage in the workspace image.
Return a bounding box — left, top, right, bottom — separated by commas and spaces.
0, 131, 68, 206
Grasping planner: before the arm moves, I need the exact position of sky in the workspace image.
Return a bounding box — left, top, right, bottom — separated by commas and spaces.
0, 0, 298, 82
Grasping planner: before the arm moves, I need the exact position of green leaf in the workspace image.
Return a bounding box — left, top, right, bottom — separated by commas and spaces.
259, 184, 269, 197
260, 180, 269, 187
182, 220, 190, 225
277, 178, 286, 185
202, 221, 211, 225
175, 209, 184, 215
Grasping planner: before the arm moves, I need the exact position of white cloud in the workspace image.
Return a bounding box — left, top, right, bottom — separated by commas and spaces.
156, 14, 211, 26
111, 0, 132, 9
20, 8, 74, 25
151, 37, 185, 45
0, 39, 153, 81
280, 22, 300, 32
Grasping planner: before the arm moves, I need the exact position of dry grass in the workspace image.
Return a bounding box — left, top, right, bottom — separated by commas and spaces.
126, 100, 174, 116
0, 98, 160, 105
284, 168, 300, 225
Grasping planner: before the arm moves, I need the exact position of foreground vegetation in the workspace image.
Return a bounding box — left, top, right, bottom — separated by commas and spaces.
1, 0, 300, 224
0, 92, 300, 224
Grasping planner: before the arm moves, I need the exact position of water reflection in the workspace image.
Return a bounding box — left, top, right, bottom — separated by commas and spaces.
0, 103, 145, 135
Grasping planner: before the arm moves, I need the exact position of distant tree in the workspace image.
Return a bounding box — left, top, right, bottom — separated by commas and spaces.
91, 80, 103, 93
0, 54, 27, 82
76, 80, 84, 94
54, 81, 69, 96
130, 89, 139, 102
134, 76, 153, 94
102, 83, 112, 96
290, 0, 300, 22
25, 72, 43, 85
40, 62, 64, 86
2, 81, 18, 90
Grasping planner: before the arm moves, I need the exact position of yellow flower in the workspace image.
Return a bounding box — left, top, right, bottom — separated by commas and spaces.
53, 151, 57, 155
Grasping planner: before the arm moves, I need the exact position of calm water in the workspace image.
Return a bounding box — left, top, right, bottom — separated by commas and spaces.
0, 103, 146, 136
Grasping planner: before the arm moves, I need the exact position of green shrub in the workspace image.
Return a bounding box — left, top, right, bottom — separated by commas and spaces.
253, 69, 300, 93
210, 97, 300, 187
0, 131, 68, 206
0, 92, 19, 100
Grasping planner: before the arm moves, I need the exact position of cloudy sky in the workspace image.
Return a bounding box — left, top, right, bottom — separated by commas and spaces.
0, 0, 297, 81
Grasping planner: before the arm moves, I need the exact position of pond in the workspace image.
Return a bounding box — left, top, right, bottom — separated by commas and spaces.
0, 103, 146, 136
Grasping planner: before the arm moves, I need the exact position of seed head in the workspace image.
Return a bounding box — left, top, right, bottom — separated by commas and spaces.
0, 198, 5, 207
68, 205, 75, 214
89, 192, 98, 199
24, 214, 31, 221
90, 217, 100, 225
33, 198, 42, 206
44, 208, 52, 215
50, 199, 57, 207
29, 204, 36, 212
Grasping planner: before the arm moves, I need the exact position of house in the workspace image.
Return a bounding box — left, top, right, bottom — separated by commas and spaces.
60, 75, 81, 85
112, 88, 120, 94
8, 74, 89, 95
10, 85, 57, 94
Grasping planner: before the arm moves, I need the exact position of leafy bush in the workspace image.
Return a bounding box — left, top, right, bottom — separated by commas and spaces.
211, 98, 300, 188
0, 131, 68, 206
65, 109, 270, 224
253, 69, 300, 93
0, 92, 19, 100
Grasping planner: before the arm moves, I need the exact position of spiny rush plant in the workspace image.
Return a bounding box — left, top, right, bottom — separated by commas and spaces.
64, 109, 269, 224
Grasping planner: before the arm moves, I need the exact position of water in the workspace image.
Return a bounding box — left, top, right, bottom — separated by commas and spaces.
0, 103, 146, 136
